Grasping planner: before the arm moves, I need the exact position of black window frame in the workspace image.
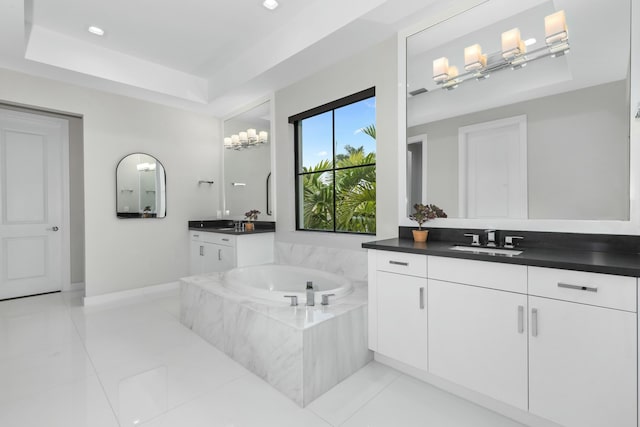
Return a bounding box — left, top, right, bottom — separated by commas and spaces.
289, 87, 376, 235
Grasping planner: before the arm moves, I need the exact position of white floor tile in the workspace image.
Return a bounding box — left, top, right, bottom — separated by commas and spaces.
307, 361, 400, 426
0, 339, 95, 404
341, 374, 527, 427
96, 339, 250, 423
0, 375, 119, 427
0, 309, 80, 360
0, 292, 69, 316
141, 376, 331, 427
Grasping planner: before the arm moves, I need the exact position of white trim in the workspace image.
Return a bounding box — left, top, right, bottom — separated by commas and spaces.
83, 281, 179, 306
398, 0, 640, 235
406, 133, 428, 213
458, 115, 528, 219
67, 281, 85, 292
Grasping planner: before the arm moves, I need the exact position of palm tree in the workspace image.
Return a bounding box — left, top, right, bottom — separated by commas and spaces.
302, 124, 377, 233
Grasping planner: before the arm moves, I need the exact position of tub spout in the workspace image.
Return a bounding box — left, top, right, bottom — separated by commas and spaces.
306, 281, 314, 306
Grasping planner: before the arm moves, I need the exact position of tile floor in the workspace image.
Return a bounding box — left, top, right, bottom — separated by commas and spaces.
0, 290, 526, 426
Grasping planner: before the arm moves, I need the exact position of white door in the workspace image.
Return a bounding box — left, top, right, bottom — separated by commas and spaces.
377, 271, 427, 370
0, 109, 67, 300
529, 296, 637, 427
459, 115, 527, 219
428, 279, 528, 410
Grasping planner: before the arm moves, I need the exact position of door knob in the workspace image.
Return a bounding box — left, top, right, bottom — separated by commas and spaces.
48, 226, 59, 231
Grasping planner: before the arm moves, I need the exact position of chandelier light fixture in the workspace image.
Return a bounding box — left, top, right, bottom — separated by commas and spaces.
224, 128, 269, 150
432, 10, 569, 91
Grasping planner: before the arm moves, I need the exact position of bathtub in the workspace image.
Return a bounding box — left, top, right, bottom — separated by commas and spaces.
222, 264, 353, 304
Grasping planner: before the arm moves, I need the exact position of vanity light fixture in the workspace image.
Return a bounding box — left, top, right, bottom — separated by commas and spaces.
430, 10, 570, 92
136, 162, 156, 172
224, 129, 269, 150
263, 0, 279, 10
88, 26, 105, 36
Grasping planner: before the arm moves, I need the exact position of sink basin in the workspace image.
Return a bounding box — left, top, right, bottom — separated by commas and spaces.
450, 245, 522, 256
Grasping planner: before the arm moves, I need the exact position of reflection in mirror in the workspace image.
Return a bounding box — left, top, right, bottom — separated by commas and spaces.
406, 0, 631, 221
116, 153, 166, 218
223, 100, 273, 219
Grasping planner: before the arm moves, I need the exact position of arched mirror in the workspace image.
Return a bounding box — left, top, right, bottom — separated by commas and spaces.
116, 153, 166, 218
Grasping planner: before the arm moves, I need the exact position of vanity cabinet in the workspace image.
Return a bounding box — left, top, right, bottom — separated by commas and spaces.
527, 267, 637, 427
428, 279, 528, 410
367, 250, 638, 427
371, 251, 427, 370
189, 231, 274, 274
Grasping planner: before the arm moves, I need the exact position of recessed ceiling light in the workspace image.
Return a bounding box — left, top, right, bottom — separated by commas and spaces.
88, 26, 105, 36
263, 0, 278, 10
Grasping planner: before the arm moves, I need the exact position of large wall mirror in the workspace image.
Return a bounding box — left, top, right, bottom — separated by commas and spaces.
405, 0, 632, 223
116, 153, 166, 218
222, 100, 273, 220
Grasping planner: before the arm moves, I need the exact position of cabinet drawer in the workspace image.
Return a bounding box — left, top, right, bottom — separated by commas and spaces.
200, 232, 235, 247
528, 267, 637, 312
428, 256, 527, 294
376, 251, 427, 278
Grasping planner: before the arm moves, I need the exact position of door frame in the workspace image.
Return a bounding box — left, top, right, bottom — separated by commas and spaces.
458, 115, 528, 219
0, 108, 71, 293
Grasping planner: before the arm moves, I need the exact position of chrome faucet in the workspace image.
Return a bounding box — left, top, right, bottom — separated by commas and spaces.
464, 233, 481, 246
306, 281, 315, 306
485, 230, 497, 247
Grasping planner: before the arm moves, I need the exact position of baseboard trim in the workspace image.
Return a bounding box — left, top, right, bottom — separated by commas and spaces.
373, 353, 562, 427
83, 281, 179, 307
68, 282, 85, 292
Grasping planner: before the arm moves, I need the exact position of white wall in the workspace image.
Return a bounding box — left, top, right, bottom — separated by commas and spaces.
0, 68, 221, 297
274, 36, 398, 250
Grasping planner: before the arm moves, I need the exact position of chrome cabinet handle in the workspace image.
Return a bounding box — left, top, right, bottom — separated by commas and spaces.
419, 287, 425, 310
389, 260, 409, 266
199, 246, 203, 256
222, 238, 230, 242
531, 308, 538, 337
557, 282, 597, 293
218, 249, 222, 261
517, 305, 524, 334
284, 295, 298, 306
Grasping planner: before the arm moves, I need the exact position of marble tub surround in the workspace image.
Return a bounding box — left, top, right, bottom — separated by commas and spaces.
180, 272, 371, 406
275, 242, 368, 282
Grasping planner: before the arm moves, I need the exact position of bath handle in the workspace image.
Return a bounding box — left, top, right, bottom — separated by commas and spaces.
284, 295, 298, 306
321, 294, 335, 306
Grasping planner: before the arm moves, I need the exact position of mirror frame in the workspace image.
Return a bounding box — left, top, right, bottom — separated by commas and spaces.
220, 96, 276, 220
116, 152, 167, 219
397, 0, 640, 234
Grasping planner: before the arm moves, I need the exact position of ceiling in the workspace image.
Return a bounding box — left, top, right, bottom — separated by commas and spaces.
0, 0, 472, 116
406, 0, 631, 126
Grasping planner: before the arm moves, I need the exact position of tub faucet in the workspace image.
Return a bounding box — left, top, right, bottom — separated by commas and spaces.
306, 281, 314, 306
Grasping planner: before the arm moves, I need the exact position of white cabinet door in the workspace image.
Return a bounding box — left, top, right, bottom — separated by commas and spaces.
377, 271, 427, 370
529, 296, 637, 427
190, 238, 203, 275
201, 242, 235, 273
428, 279, 528, 410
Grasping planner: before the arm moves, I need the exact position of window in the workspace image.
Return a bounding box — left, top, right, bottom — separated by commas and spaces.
289, 88, 376, 234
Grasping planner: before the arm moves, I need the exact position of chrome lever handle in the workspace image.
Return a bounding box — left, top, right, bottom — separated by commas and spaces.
47, 226, 60, 232
463, 233, 480, 246
321, 294, 335, 306
284, 295, 298, 306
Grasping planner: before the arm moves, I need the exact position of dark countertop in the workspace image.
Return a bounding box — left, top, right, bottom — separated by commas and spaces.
188, 219, 275, 235
188, 227, 275, 235
362, 238, 640, 277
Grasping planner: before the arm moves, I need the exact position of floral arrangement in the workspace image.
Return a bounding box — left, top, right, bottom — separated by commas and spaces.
244, 209, 261, 222
409, 203, 447, 229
